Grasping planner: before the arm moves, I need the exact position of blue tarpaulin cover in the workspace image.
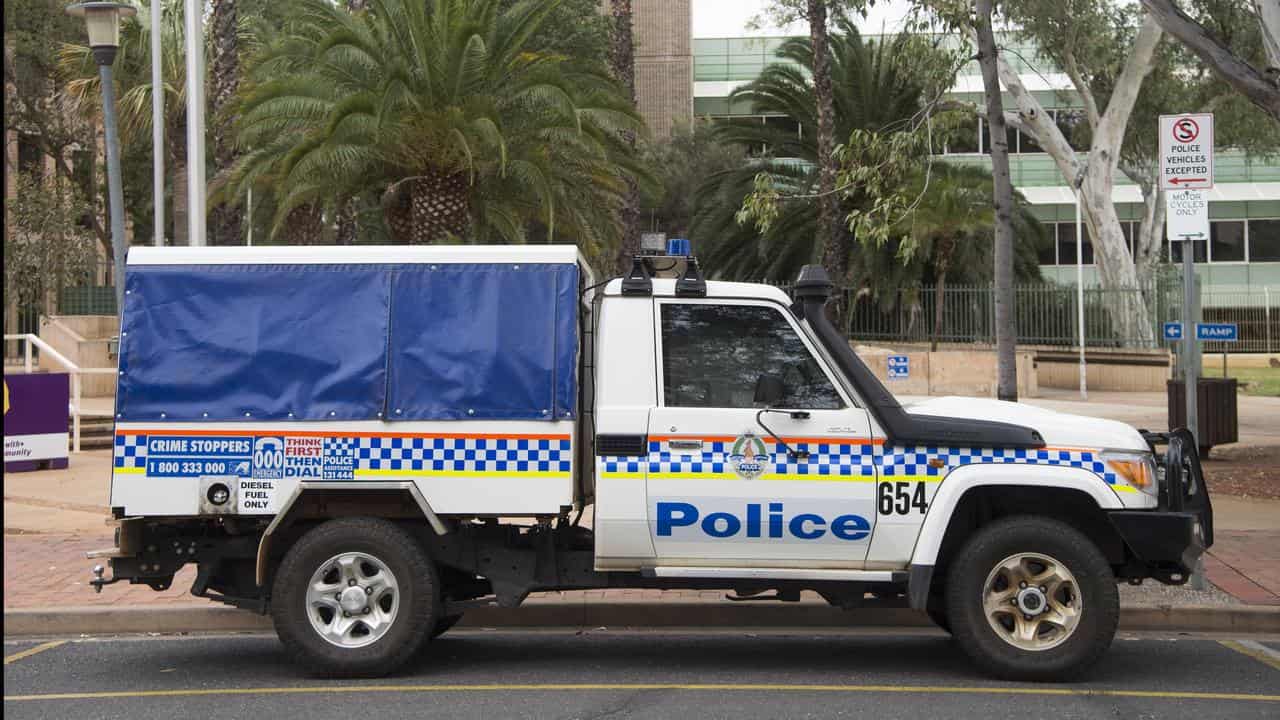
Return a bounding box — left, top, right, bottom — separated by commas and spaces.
117, 263, 579, 421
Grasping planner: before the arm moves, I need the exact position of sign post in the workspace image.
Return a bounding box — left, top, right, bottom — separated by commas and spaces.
1161, 113, 1213, 592
1161, 114, 1213, 449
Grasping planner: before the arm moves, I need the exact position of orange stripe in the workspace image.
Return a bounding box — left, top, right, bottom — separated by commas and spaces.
116, 428, 570, 441
649, 435, 883, 446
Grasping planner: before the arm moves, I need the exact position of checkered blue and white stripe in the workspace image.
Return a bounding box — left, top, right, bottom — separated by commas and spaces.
601, 439, 879, 478
113, 434, 147, 469
601, 438, 1113, 485
354, 436, 571, 473
879, 445, 1114, 483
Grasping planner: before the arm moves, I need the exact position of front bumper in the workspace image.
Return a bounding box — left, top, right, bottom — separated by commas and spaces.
1108, 428, 1214, 584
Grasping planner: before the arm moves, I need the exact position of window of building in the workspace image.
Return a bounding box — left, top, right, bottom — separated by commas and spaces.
1055, 109, 1088, 151
1248, 219, 1280, 261
660, 303, 843, 409
1037, 228, 1057, 264
1209, 221, 1245, 262
1055, 222, 1093, 265
1170, 236, 1207, 263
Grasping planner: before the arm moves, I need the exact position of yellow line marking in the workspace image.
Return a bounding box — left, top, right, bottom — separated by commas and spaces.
1221, 640, 1280, 672
3, 683, 1277, 703
3, 640, 67, 666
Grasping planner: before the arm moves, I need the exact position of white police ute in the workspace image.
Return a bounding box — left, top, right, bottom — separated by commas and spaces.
91, 244, 1212, 681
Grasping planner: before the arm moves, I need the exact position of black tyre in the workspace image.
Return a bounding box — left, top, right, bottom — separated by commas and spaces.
946, 516, 1118, 681
926, 606, 951, 634
271, 517, 439, 677
431, 613, 464, 639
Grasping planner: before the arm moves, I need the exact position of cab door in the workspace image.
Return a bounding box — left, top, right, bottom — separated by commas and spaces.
645, 298, 878, 567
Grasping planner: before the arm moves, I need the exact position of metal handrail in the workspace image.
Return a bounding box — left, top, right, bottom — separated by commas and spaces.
4, 333, 116, 453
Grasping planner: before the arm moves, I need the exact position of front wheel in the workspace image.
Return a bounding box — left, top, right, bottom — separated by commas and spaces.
271, 517, 439, 677
946, 516, 1118, 681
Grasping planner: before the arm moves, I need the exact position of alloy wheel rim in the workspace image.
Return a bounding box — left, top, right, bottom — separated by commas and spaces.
305, 551, 400, 648
982, 552, 1081, 652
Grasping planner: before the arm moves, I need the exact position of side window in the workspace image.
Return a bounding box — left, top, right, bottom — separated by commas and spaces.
660, 303, 843, 409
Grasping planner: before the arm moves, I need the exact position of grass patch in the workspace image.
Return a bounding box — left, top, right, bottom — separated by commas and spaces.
1201, 364, 1280, 396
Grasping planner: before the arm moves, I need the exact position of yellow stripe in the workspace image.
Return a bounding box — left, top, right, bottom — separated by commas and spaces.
1111, 484, 1138, 494
1220, 640, 1280, 672
112, 467, 146, 474
353, 469, 570, 479
4, 640, 67, 666
4, 683, 1277, 703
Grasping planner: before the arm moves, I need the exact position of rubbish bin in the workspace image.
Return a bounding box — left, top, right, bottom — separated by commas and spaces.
1167, 377, 1238, 457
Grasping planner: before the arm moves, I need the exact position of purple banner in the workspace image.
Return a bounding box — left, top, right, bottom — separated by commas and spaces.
4, 373, 70, 470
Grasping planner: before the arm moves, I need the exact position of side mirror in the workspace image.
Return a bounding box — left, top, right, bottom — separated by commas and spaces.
753, 374, 785, 407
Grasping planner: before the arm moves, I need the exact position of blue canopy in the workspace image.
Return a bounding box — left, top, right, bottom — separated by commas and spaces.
117, 262, 579, 422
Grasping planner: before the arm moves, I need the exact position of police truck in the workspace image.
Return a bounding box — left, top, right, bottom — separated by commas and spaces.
90, 244, 1212, 681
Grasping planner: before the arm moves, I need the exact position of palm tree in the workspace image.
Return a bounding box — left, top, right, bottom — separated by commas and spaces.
901, 163, 1047, 349
228, 0, 648, 252
210, 0, 242, 245
691, 23, 937, 284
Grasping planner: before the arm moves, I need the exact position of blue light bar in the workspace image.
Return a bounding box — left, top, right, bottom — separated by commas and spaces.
666, 238, 691, 257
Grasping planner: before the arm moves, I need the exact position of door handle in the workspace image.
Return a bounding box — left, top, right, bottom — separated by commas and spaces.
668, 439, 704, 452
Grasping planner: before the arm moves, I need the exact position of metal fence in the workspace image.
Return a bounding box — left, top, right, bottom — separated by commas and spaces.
832, 282, 1278, 353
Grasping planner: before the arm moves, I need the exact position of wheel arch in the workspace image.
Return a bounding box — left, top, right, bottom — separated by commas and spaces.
255, 482, 447, 587
907, 464, 1126, 610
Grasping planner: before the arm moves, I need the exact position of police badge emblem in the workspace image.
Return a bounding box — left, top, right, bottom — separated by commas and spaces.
728, 432, 770, 479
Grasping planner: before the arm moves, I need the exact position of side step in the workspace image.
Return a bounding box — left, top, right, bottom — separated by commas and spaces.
641, 567, 907, 583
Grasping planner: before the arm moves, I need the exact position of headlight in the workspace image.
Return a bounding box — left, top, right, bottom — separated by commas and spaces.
1103, 451, 1158, 498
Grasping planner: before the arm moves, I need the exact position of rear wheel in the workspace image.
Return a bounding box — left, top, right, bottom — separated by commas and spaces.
431, 613, 464, 639
271, 518, 438, 677
946, 516, 1118, 681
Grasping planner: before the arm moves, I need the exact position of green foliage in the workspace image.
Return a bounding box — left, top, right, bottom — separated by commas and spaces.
4, 173, 99, 310
641, 121, 748, 238
229, 0, 647, 253
693, 21, 953, 282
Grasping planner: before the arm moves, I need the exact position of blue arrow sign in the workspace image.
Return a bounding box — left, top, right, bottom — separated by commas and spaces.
1195, 323, 1238, 341
1163, 322, 1183, 340
887, 355, 909, 379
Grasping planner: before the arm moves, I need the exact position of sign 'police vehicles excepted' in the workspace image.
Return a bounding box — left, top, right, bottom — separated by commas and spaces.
1159, 113, 1214, 191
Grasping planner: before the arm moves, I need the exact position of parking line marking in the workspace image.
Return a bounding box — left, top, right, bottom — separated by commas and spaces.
1221, 640, 1280, 672
3, 641, 67, 666
4, 684, 1279, 703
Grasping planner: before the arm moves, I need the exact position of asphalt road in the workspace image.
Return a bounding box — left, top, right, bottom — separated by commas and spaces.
5, 629, 1279, 719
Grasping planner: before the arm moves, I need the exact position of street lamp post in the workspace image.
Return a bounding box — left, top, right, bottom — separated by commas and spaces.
66, 2, 136, 315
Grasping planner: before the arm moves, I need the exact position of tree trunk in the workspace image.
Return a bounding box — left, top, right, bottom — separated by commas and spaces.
931, 236, 956, 352
172, 156, 188, 246
974, 0, 1019, 402
336, 199, 358, 245
410, 173, 470, 243
209, 0, 242, 245
608, 0, 641, 275
931, 270, 947, 353
980, 16, 1161, 347
809, 0, 845, 289
1140, 0, 1280, 122
281, 204, 325, 245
